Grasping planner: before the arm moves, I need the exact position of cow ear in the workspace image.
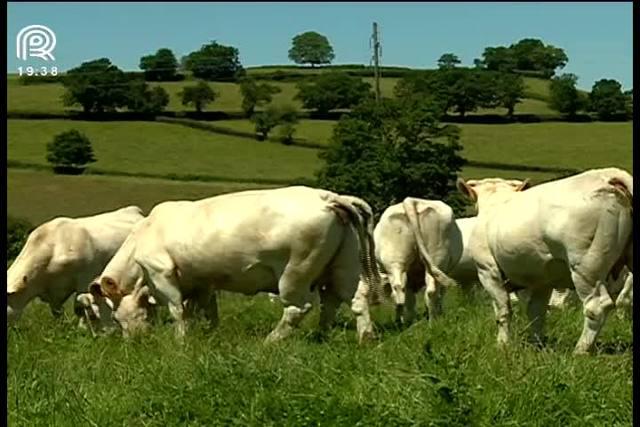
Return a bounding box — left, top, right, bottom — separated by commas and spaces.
517, 179, 531, 192
457, 178, 477, 202
100, 276, 119, 296
89, 283, 104, 298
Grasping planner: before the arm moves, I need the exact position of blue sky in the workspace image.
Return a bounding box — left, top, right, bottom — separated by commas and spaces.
7, 2, 633, 90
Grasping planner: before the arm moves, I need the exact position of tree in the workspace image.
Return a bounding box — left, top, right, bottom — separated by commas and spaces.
251, 106, 281, 140
239, 78, 282, 117
395, 68, 497, 118
494, 72, 525, 117
510, 38, 567, 77
180, 81, 217, 113
46, 129, 97, 173
549, 73, 585, 117
589, 79, 627, 120
478, 39, 567, 77
295, 72, 372, 114
316, 98, 467, 215
182, 41, 244, 81
275, 104, 299, 144
437, 53, 461, 70
62, 58, 130, 114
288, 31, 335, 67
139, 48, 179, 81
477, 46, 516, 72
126, 81, 170, 114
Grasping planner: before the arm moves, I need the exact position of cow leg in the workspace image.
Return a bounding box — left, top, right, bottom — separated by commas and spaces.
403, 286, 417, 325
477, 267, 512, 347
573, 274, 615, 355
203, 290, 219, 328
265, 269, 314, 344
351, 279, 375, 343
388, 265, 408, 325
615, 274, 633, 319
526, 287, 552, 347
146, 270, 185, 339
424, 273, 441, 321
265, 303, 312, 344
318, 288, 341, 334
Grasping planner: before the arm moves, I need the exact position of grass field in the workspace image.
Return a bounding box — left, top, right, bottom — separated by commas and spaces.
7, 74, 553, 116
8, 286, 632, 426
209, 120, 632, 174
6, 66, 633, 426
214, 119, 338, 144
7, 169, 270, 225
8, 120, 320, 182
458, 122, 633, 172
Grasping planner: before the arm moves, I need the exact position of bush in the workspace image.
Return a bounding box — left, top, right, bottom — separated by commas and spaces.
46, 129, 96, 173
7, 216, 33, 261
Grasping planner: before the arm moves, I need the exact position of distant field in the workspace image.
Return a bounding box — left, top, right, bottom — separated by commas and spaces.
7, 120, 321, 182
7, 74, 554, 116
474, 98, 555, 116
458, 122, 633, 172
8, 169, 271, 224
214, 119, 337, 144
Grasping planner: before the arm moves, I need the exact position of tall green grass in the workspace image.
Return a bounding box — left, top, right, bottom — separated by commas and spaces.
8, 288, 632, 426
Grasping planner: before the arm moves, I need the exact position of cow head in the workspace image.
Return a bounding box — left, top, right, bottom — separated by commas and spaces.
74, 283, 118, 336
457, 178, 530, 212
98, 275, 123, 303
113, 285, 157, 338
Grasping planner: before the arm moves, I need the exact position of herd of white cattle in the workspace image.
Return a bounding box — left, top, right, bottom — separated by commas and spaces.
7, 167, 633, 355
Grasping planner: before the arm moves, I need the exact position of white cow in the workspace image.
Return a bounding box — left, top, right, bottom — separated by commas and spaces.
86, 222, 217, 337
449, 216, 479, 290
98, 186, 381, 343
74, 283, 158, 337
374, 198, 461, 324
451, 216, 532, 306
452, 217, 593, 309
7, 206, 145, 324
457, 168, 633, 354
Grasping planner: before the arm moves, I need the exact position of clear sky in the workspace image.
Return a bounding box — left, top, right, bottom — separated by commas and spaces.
7, 2, 633, 90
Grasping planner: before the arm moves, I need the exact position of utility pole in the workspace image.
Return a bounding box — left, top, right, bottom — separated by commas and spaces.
371, 22, 382, 104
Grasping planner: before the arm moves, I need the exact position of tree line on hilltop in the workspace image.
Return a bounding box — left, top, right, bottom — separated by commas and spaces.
22, 31, 631, 219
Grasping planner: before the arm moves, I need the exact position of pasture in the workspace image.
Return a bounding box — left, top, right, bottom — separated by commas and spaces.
7, 74, 555, 116
8, 286, 632, 426
7, 120, 319, 182
6, 67, 633, 426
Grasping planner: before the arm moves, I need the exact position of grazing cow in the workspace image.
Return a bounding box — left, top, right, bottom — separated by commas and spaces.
373, 198, 461, 324
88, 221, 218, 337
74, 283, 158, 337
7, 206, 145, 324
457, 168, 633, 354
97, 186, 381, 343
